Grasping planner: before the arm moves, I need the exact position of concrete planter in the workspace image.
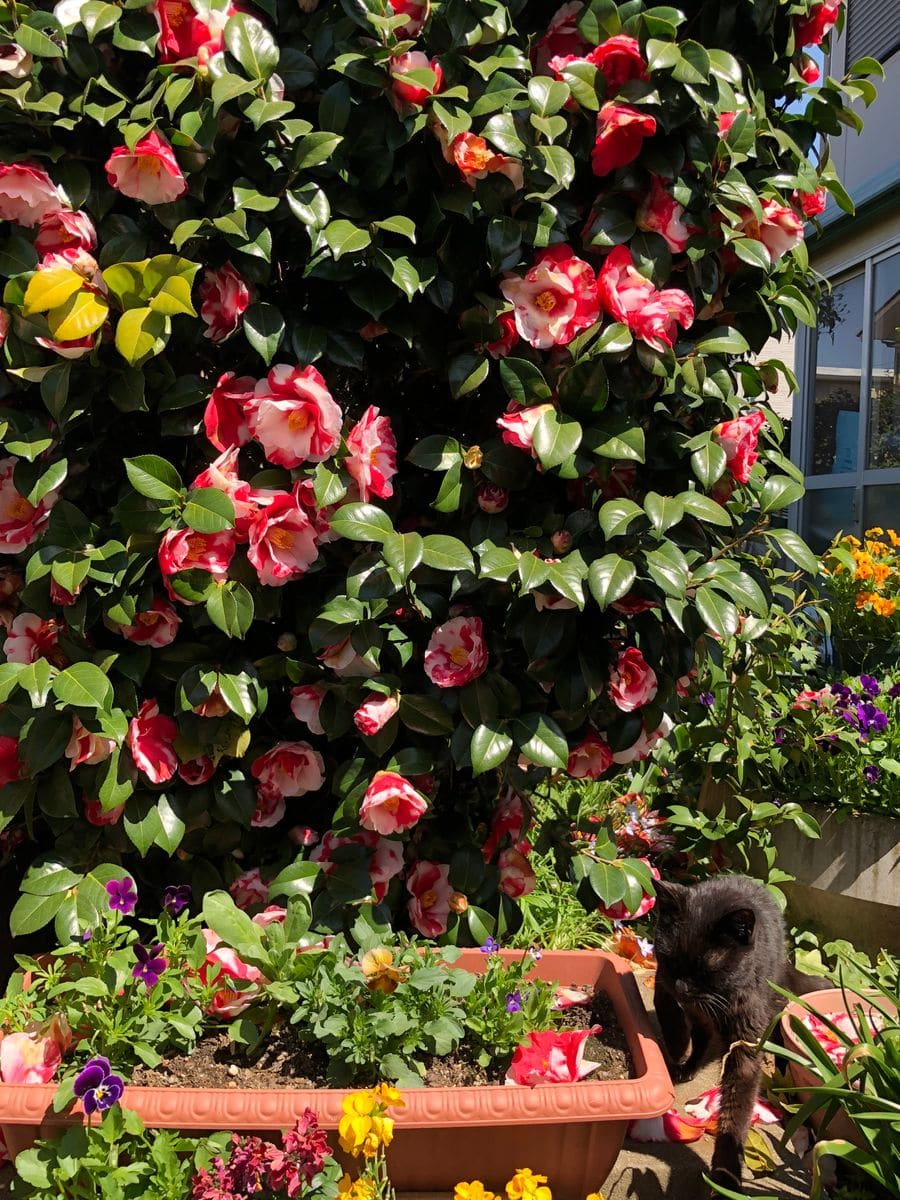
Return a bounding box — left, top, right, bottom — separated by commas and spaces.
772, 803, 900, 957
0, 950, 673, 1199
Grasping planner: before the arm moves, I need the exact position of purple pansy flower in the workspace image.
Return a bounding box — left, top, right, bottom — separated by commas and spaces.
162, 884, 191, 917
859, 675, 881, 697
479, 936, 500, 955
506, 991, 523, 1014
864, 764, 881, 783
132, 943, 167, 988
889, 682, 900, 700
773, 727, 785, 746
105, 877, 137, 915
699, 692, 715, 709
74, 1057, 124, 1115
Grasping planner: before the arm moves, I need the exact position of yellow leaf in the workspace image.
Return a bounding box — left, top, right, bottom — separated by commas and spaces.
148, 274, 196, 317
23, 267, 83, 316
743, 1127, 776, 1175
48, 290, 109, 341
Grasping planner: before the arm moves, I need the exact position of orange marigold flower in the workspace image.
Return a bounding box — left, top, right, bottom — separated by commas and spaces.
873, 596, 896, 617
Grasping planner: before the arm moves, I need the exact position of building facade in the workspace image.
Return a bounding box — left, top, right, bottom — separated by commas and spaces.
789, 0, 900, 549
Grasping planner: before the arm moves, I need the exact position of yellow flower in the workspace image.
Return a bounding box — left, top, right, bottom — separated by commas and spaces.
343, 1090, 378, 1118
865, 527, 884, 537
585, 1193, 606, 1200
873, 596, 896, 617
455, 1183, 498, 1200
338, 1112, 374, 1157
374, 1082, 405, 1109
506, 1169, 552, 1200
339, 1174, 376, 1200
856, 591, 877, 610
889, 530, 900, 548
361, 948, 406, 994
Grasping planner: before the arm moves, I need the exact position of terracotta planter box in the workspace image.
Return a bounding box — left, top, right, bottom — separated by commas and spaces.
780, 987, 897, 1146
0, 949, 672, 1197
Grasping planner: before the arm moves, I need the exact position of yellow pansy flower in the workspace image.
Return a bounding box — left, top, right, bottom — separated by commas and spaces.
455, 1182, 498, 1200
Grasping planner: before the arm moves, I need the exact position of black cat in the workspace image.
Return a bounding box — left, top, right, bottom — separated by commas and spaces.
652, 875, 828, 1190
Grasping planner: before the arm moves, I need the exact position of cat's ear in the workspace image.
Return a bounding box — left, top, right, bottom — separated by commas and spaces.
653, 879, 688, 913
718, 907, 756, 945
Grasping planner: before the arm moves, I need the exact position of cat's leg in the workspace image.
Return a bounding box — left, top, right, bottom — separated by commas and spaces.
654, 981, 694, 1078
673, 1021, 710, 1082
709, 1043, 762, 1190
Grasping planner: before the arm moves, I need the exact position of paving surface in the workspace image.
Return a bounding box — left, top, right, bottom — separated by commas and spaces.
603, 970, 811, 1200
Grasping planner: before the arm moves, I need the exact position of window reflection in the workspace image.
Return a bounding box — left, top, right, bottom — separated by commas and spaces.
867, 252, 900, 469
811, 274, 864, 475
803, 488, 857, 553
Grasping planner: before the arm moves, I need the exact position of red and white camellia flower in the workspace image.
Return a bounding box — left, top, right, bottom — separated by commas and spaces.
104, 131, 188, 205
119, 596, 181, 647
0, 735, 23, 787
799, 54, 820, 84
496, 402, 553, 455
636, 176, 691, 253
609, 647, 658, 712
424, 615, 488, 688
127, 699, 179, 784
506, 1028, 603, 1086
344, 406, 398, 502
0, 455, 60, 553
198, 262, 251, 343
34, 209, 97, 257
360, 770, 428, 836
485, 312, 519, 359
203, 372, 254, 453
247, 364, 342, 469
549, 33, 647, 101
229, 868, 269, 910
532, 1, 588, 73
158, 528, 236, 593
247, 489, 319, 587
406, 860, 454, 937
369, 837, 405, 902
0, 1030, 64, 1086
500, 244, 600, 349
251, 787, 286, 828
737, 199, 804, 263
151, 0, 233, 64
794, 0, 841, 46
65, 715, 115, 770
318, 635, 375, 677
629, 1086, 782, 1145
2, 612, 59, 664
200, 928, 265, 1018
482, 789, 528, 861
290, 684, 326, 736
0, 43, 32, 78
388, 0, 428, 36
795, 186, 827, 218
389, 51, 443, 106
35, 332, 96, 360
566, 731, 613, 779
498, 847, 536, 899
476, 482, 510, 513
598, 860, 660, 920
354, 694, 400, 737
597, 246, 693, 350
251, 740, 325, 801
712, 409, 766, 484
0, 162, 62, 226
591, 102, 656, 177
178, 755, 216, 787
449, 132, 524, 190
84, 797, 125, 826
192, 446, 258, 540
632, 288, 694, 352
612, 714, 674, 764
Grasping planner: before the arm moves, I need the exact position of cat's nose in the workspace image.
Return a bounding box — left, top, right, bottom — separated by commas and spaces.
674, 979, 690, 997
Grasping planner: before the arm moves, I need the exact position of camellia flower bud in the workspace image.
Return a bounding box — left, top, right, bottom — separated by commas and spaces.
277, 632, 298, 652
463, 445, 483, 469
448, 891, 468, 914
551, 529, 573, 554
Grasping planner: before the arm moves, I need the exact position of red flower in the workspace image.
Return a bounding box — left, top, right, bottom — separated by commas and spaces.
496, 403, 554, 455
203, 372, 254, 453
387, 0, 428, 36
499, 244, 600, 349
794, 0, 841, 47
406, 860, 454, 937
485, 312, 519, 359
360, 770, 428, 835
476, 482, 510, 513
290, 684, 326, 735
736, 199, 804, 263
717, 111, 737, 138
566, 731, 613, 779
506, 1028, 603, 1086
609, 647, 658, 713
151, 0, 234, 64
532, 2, 589, 74
550, 34, 647, 98
631, 287, 694, 351
0, 455, 61, 553
0, 735, 23, 788
389, 51, 443, 106
598, 860, 660, 920
34, 209, 96, 257
158, 528, 236, 590
2, 612, 59, 664
591, 102, 656, 177
229, 868, 268, 910
65, 715, 115, 770
597, 244, 655, 324
247, 490, 319, 587
424, 615, 488, 688
636, 176, 691, 253
127, 699, 179, 784
800, 54, 820, 84
353, 694, 400, 737
198, 262, 251, 343
482, 789, 528, 862
344, 406, 398, 503
251, 741, 325, 801
84, 797, 125, 826
0, 161, 62, 226
105, 131, 187, 205
449, 132, 523, 190
795, 186, 826, 218
247, 364, 343, 469
498, 848, 536, 898
712, 409, 766, 484
119, 597, 181, 647
192, 447, 258, 540
178, 755, 216, 786
200, 928, 265, 1018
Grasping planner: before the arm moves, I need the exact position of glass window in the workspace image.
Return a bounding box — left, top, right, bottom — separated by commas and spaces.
803, 488, 857, 553
810, 274, 865, 476
866, 252, 900, 469
863, 483, 900, 534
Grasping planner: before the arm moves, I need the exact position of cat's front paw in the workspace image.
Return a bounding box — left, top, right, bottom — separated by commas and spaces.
668, 1058, 698, 1084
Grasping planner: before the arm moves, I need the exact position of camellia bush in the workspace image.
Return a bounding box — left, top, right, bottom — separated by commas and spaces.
0, 0, 881, 942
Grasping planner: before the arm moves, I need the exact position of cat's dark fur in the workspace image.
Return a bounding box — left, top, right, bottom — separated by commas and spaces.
652, 875, 828, 1190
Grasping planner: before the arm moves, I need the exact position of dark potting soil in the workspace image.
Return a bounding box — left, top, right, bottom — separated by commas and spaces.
131, 987, 633, 1091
